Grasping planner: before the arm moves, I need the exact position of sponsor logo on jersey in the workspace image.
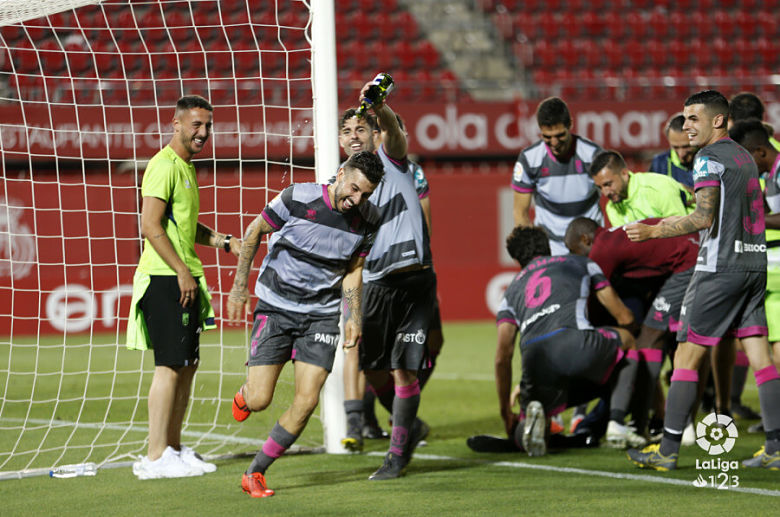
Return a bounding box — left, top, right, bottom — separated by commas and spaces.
520, 303, 560, 333
734, 240, 766, 253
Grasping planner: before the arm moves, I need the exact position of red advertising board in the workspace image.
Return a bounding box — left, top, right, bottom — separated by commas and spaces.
3, 100, 778, 160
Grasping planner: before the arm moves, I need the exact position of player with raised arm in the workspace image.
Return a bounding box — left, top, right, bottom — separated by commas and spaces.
512, 97, 603, 255
495, 226, 645, 456
337, 79, 435, 480
127, 95, 240, 479
625, 90, 780, 470
227, 151, 383, 497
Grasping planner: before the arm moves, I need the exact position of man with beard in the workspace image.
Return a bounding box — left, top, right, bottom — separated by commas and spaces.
227, 151, 384, 497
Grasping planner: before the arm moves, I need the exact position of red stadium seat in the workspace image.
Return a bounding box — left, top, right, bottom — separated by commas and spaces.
648, 10, 669, 40
38, 40, 65, 74
533, 40, 556, 68
602, 39, 623, 69
418, 40, 440, 69
624, 39, 645, 68
580, 39, 601, 68
647, 39, 667, 69
394, 11, 419, 41
559, 39, 580, 68
710, 38, 734, 67
601, 12, 624, 40
712, 10, 735, 40
625, 12, 647, 40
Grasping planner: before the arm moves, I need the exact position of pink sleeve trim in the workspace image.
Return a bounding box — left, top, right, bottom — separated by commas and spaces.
512, 185, 534, 193
695, 180, 720, 189
261, 211, 280, 230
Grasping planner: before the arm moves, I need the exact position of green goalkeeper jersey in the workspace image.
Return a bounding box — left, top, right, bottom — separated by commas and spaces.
605, 171, 693, 227
137, 145, 204, 277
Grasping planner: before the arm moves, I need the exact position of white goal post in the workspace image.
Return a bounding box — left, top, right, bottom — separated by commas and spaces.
0, 0, 347, 479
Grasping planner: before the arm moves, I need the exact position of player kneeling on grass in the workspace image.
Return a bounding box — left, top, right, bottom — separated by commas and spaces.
493, 226, 646, 457
226, 151, 383, 498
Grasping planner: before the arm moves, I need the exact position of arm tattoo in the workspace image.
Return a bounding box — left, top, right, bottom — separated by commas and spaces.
231, 218, 264, 291
343, 286, 361, 323
654, 187, 718, 238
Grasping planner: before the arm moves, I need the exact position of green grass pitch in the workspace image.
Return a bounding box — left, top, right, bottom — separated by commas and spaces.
1, 321, 779, 515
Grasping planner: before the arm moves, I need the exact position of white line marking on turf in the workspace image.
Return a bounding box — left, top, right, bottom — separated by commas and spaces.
433, 372, 494, 382
368, 452, 780, 498
1, 417, 261, 445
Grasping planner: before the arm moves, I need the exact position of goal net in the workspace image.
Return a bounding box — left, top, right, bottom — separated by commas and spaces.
0, 0, 335, 478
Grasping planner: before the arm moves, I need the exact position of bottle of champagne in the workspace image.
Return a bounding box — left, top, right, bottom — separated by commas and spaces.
355, 73, 394, 118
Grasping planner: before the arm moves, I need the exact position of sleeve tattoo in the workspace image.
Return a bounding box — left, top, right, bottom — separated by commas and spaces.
655, 186, 718, 238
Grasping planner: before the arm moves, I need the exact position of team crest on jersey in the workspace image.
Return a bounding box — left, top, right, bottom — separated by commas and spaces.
513, 162, 524, 183
575, 159, 583, 173
306, 209, 316, 221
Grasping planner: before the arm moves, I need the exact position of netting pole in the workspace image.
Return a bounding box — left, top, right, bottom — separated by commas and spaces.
310, 0, 347, 454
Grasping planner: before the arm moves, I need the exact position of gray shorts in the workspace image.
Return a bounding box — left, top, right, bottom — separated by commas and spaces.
247, 300, 340, 372
520, 326, 624, 413
643, 269, 693, 332
677, 270, 768, 346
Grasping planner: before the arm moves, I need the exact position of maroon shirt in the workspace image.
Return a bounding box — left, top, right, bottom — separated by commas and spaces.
589, 218, 698, 279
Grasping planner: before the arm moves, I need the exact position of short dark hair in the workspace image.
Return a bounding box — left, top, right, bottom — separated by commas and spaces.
665, 113, 685, 134
684, 90, 729, 118
176, 95, 213, 113
564, 217, 599, 251
340, 108, 378, 131
589, 150, 626, 177
506, 226, 550, 268
536, 97, 571, 128
729, 92, 765, 122
729, 118, 772, 152
343, 150, 384, 185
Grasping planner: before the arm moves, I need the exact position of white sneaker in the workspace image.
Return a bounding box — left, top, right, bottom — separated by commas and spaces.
606, 420, 647, 449
180, 445, 217, 473
132, 446, 204, 480
681, 423, 695, 446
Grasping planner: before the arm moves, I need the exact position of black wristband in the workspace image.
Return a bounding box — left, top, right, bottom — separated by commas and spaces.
223, 234, 232, 252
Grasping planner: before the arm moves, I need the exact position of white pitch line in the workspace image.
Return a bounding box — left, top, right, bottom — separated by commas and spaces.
1, 417, 261, 445
431, 372, 494, 382
368, 451, 780, 498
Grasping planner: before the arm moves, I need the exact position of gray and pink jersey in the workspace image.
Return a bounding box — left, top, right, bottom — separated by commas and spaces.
496, 254, 609, 344
691, 138, 767, 273
362, 145, 433, 282
256, 182, 379, 315
512, 136, 603, 255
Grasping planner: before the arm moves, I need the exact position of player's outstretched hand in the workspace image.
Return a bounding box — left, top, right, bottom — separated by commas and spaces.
226, 286, 250, 325
624, 222, 654, 242
343, 319, 361, 352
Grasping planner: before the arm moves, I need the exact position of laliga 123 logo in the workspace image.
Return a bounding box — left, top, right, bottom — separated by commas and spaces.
692, 412, 740, 490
